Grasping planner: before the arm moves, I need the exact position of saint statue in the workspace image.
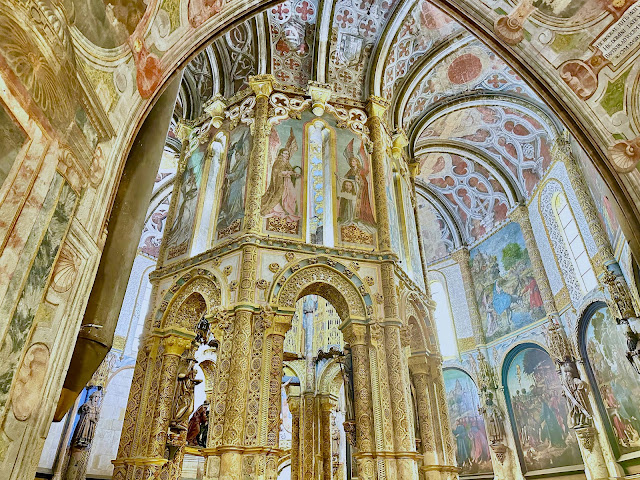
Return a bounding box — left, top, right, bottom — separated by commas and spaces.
338, 343, 355, 422
559, 360, 591, 428
186, 402, 209, 447
170, 352, 202, 432
478, 390, 505, 445
71, 390, 103, 448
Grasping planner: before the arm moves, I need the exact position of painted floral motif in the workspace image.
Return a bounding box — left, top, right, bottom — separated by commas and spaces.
443, 368, 493, 475
470, 222, 545, 342
382, 0, 461, 98
269, 0, 318, 88
420, 105, 553, 196
328, 0, 399, 99
506, 347, 582, 472
420, 153, 509, 243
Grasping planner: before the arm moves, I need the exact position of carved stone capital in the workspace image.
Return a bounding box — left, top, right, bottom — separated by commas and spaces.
342, 323, 368, 346
366, 96, 389, 117
162, 335, 193, 356
392, 129, 409, 159
249, 74, 275, 98
307, 81, 332, 116
574, 426, 596, 451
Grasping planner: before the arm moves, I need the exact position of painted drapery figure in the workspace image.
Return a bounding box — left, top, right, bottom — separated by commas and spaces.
262, 127, 301, 222
337, 139, 375, 228
217, 129, 250, 234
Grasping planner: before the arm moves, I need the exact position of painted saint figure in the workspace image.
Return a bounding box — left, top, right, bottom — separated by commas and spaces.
217, 131, 249, 231
261, 128, 301, 221
338, 139, 375, 227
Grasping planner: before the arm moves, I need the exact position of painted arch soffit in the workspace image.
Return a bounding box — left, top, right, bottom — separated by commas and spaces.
415, 188, 459, 264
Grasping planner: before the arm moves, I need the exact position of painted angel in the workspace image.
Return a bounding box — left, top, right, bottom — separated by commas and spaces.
340, 139, 375, 226
261, 127, 301, 220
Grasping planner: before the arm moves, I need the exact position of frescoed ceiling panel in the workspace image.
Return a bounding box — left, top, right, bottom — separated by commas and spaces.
418, 152, 511, 243
400, 40, 538, 127
327, 0, 401, 100
268, 0, 319, 88
380, 0, 463, 99
417, 104, 556, 197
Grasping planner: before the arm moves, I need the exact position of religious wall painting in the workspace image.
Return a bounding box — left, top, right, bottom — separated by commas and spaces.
416, 196, 453, 265
165, 128, 211, 261
385, 155, 403, 257
470, 222, 545, 343
61, 0, 148, 49
505, 346, 582, 472
334, 129, 377, 248
443, 368, 493, 475
262, 119, 305, 238
0, 100, 27, 189
216, 125, 251, 239
399, 175, 424, 289
531, 0, 602, 22
583, 304, 640, 456
139, 194, 171, 259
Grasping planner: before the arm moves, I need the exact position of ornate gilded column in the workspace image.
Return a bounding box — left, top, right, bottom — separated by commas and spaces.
450, 248, 486, 345
509, 205, 558, 317
289, 397, 301, 480
320, 396, 335, 480
343, 323, 376, 480
265, 315, 292, 480
244, 75, 274, 234
366, 96, 392, 252
408, 357, 438, 480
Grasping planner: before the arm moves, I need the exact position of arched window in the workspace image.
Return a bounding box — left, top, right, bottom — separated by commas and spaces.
429, 279, 457, 358
553, 192, 598, 293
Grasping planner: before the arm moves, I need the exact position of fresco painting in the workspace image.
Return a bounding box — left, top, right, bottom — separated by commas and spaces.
0, 101, 26, 188
507, 347, 582, 472
443, 369, 493, 475
165, 130, 210, 260
400, 176, 424, 289
262, 119, 304, 237
585, 306, 640, 455
470, 222, 545, 343
62, 0, 147, 49
385, 156, 403, 256
216, 125, 251, 239
335, 129, 376, 246
532, 0, 601, 20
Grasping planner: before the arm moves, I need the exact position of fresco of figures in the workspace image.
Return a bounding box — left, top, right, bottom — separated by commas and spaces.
506, 347, 582, 472
216, 126, 251, 239
0, 101, 25, 187
335, 129, 376, 247
165, 129, 210, 261
470, 222, 546, 343
443, 369, 493, 475
262, 119, 304, 237
584, 305, 640, 456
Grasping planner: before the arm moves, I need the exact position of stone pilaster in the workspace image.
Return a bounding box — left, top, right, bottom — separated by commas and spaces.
428, 356, 456, 478
343, 323, 376, 480
450, 248, 486, 345
409, 357, 439, 480
289, 397, 301, 480
509, 205, 558, 317
245, 75, 274, 234
320, 396, 335, 480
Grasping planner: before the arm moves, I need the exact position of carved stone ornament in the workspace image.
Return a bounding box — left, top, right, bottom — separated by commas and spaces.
609, 136, 640, 173
223, 265, 233, 276
268, 263, 281, 274
285, 252, 296, 263
574, 426, 596, 451
343, 420, 356, 447
490, 442, 507, 464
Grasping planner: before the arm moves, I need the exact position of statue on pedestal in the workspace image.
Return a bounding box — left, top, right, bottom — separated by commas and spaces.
71, 390, 103, 448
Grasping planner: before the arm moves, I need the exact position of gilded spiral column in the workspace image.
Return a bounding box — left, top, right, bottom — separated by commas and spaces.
451, 248, 486, 345
289, 397, 301, 480
244, 75, 274, 234
509, 205, 559, 317
344, 323, 377, 480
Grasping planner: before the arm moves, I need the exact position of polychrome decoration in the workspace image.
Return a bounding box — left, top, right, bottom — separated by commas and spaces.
216, 125, 251, 239
506, 346, 582, 472
584, 305, 640, 456
443, 368, 492, 475
165, 129, 210, 261
470, 222, 545, 343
